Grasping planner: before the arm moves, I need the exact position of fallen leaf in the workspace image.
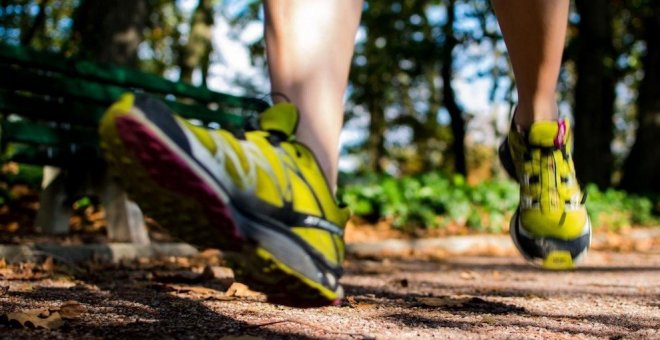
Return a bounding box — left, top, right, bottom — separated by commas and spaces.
41, 257, 55, 272
10, 184, 30, 199
481, 315, 498, 324
199, 248, 223, 259
165, 284, 224, 298
345, 296, 357, 305
12, 283, 34, 292
174, 257, 191, 267
355, 302, 376, 310
2, 162, 19, 174
459, 271, 480, 280
225, 282, 265, 300
185, 286, 223, 296
416, 296, 473, 308
200, 266, 234, 281
58, 301, 86, 320
5, 222, 19, 233
344, 295, 378, 309
1, 309, 64, 329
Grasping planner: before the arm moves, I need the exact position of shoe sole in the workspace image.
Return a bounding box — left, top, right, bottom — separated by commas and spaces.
509, 209, 591, 270
99, 100, 342, 305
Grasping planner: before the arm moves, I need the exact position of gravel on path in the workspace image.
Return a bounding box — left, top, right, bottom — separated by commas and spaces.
1, 251, 659, 339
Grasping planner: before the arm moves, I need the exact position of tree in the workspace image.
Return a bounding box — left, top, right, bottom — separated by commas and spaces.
572, 0, 617, 188
1, 0, 78, 52
620, 2, 660, 194
440, 0, 466, 176
72, 0, 151, 67
19, 0, 49, 46
349, 0, 481, 175
179, 0, 216, 85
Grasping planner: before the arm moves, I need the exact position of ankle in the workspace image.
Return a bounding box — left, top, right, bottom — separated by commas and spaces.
513, 100, 559, 130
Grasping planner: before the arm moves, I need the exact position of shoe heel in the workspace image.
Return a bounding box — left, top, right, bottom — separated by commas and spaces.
498, 138, 518, 180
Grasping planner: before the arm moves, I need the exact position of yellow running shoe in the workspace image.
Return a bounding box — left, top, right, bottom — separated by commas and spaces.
100, 94, 350, 305
499, 119, 591, 269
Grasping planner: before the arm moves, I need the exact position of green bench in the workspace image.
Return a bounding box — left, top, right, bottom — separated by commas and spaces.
0, 43, 269, 243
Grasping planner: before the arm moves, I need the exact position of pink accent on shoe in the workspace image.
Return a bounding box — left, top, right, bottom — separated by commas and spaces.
115, 116, 242, 241
554, 119, 566, 149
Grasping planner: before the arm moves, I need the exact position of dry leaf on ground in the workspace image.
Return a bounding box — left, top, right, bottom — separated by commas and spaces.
0, 262, 48, 280
165, 284, 225, 299
0, 309, 64, 329
198, 266, 235, 288
196, 249, 224, 266
58, 301, 86, 320
225, 282, 266, 300
345, 296, 378, 310
460, 271, 480, 280
415, 296, 474, 308
41, 256, 55, 272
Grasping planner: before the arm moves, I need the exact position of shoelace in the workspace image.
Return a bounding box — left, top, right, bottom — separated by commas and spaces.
520, 143, 583, 213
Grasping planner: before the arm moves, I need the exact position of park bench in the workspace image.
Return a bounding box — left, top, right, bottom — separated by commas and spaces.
0, 43, 269, 244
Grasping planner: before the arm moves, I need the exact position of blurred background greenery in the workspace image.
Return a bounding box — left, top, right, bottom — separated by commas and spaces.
0, 0, 658, 233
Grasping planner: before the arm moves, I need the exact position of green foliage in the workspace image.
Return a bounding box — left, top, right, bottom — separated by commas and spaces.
339, 171, 518, 232
585, 184, 658, 231
339, 172, 659, 233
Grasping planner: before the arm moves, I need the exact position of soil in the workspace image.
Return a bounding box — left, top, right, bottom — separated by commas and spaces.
1, 250, 659, 339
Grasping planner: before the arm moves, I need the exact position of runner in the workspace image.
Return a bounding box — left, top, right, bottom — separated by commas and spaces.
99, 0, 590, 305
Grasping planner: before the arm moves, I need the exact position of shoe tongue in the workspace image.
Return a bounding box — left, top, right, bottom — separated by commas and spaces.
528, 120, 568, 148
259, 103, 299, 136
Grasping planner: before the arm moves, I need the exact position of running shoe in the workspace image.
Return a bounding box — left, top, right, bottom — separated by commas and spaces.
99, 93, 350, 304
499, 119, 591, 269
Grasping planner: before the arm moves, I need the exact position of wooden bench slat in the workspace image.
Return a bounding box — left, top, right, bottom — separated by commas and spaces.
6, 144, 102, 166
2, 120, 98, 147
0, 91, 106, 126
1, 66, 246, 127
1, 65, 125, 106
0, 43, 269, 113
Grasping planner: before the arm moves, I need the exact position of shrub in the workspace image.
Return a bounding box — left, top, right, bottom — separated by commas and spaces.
339, 171, 658, 233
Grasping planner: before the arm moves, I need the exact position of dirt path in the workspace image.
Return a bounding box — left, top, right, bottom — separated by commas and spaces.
1, 251, 659, 339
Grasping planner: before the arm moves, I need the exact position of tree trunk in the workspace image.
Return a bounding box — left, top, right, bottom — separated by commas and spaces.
620, 12, 660, 194
366, 87, 386, 173
20, 0, 49, 46
179, 0, 215, 85
72, 0, 150, 67
573, 0, 616, 188
441, 0, 467, 176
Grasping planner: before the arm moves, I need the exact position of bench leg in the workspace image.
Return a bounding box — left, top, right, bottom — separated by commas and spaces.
35, 167, 71, 234
97, 175, 150, 245
35, 166, 150, 244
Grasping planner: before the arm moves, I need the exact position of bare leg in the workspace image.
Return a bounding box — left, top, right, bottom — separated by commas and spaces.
492, 0, 570, 129
264, 0, 363, 190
